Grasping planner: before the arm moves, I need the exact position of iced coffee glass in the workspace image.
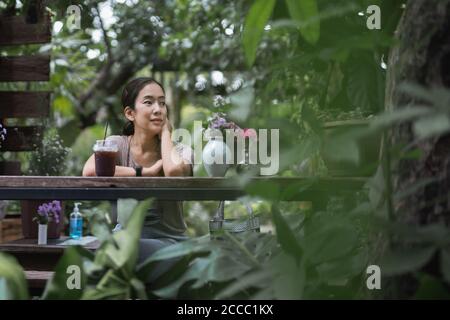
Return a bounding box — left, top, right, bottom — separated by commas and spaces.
93, 140, 119, 176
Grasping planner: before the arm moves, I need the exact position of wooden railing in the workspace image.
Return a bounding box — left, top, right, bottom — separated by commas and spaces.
0, 176, 367, 201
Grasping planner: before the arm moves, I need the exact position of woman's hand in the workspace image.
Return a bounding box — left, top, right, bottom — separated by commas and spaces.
159, 116, 172, 139
143, 159, 163, 176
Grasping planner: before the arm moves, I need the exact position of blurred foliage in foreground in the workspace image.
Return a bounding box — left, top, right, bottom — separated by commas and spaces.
1, 0, 450, 300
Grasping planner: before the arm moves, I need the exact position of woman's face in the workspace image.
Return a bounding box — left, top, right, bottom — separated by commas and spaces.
130, 82, 167, 135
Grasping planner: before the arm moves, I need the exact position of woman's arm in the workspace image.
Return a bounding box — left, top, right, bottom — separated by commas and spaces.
82, 154, 163, 177
160, 121, 192, 177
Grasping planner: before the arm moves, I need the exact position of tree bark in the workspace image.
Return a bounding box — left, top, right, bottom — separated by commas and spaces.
385, 0, 450, 296
386, 0, 450, 224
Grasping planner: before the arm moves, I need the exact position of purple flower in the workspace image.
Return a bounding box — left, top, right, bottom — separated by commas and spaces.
36, 200, 61, 225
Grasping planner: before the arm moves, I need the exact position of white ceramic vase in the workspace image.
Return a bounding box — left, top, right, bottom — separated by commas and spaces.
38, 224, 48, 245
202, 138, 231, 177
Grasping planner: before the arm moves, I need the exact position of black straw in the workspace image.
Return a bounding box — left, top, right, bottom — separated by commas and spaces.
102, 122, 109, 145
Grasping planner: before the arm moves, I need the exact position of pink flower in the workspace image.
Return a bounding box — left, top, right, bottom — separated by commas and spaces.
240, 128, 257, 139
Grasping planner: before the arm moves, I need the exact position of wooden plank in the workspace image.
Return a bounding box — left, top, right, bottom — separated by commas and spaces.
0, 176, 367, 189
0, 91, 50, 118
0, 236, 99, 253
25, 271, 54, 289
0, 126, 43, 151
0, 15, 51, 46
0, 55, 50, 82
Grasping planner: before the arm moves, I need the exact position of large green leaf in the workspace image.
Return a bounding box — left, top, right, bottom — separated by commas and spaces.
303, 224, 359, 265
216, 269, 273, 299
413, 114, 450, 140
136, 235, 213, 281
152, 250, 252, 299
94, 199, 150, 276
272, 251, 305, 299
41, 246, 94, 300
0, 253, 28, 300
285, 0, 320, 44
370, 106, 431, 130
117, 198, 139, 227
272, 204, 303, 259
242, 0, 276, 67
381, 246, 436, 276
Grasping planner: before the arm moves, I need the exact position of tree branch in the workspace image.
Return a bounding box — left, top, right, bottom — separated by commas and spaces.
93, 3, 113, 61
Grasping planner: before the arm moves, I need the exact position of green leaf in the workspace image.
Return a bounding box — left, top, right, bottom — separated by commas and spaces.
216, 269, 272, 299
82, 287, 128, 300
41, 246, 93, 300
242, 0, 276, 67
346, 50, 384, 113
304, 224, 359, 265
138, 235, 212, 265
0, 253, 29, 300
94, 199, 150, 275
413, 115, 450, 140
272, 252, 305, 299
153, 250, 251, 299
53, 95, 74, 117
315, 250, 368, 284
381, 246, 436, 276
272, 204, 303, 259
285, 0, 320, 44
322, 127, 361, 166
370, 106, 431, 130
117, 198, 139, 228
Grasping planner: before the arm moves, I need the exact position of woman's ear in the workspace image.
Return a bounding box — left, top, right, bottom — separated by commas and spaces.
124, 106, 135, 122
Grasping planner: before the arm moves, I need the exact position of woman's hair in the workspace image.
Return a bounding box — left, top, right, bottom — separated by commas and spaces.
121, 77, 166, 136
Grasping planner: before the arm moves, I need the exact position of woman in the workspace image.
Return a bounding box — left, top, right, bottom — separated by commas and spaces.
82, 77, 193, 281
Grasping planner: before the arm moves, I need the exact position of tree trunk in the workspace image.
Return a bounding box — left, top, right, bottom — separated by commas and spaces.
385, 0, 450, 296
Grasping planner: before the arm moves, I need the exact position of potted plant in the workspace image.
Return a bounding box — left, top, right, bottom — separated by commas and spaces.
21, 129, 71, 239
33, 200, 62, 245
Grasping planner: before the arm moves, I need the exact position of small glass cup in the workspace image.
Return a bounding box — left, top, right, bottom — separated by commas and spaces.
93, 140, 119, 177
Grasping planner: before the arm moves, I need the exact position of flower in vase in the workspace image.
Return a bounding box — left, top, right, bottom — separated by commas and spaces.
34, 200, 62, 225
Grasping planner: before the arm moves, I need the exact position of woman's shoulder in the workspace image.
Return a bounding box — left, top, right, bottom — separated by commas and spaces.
105, 135, 129, 152
106, 135, 128, 144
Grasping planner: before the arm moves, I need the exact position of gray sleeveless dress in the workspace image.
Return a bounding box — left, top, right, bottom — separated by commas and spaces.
105, 135, 193, 282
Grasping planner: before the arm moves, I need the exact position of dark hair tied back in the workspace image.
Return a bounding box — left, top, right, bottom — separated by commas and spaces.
121, 77, 165, 136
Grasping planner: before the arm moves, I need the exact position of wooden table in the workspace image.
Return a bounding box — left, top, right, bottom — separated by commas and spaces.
0, 176, 367, 200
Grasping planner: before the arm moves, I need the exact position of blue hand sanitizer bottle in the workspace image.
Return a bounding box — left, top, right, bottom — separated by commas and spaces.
70, 202, 83, 239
